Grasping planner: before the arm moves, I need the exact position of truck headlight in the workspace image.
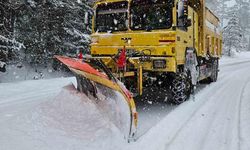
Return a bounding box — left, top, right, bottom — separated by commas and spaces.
153, 60, 166, 69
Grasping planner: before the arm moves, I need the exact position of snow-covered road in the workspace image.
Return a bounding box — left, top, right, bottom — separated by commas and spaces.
1, 52, 250, 150
132, 53, 250, 150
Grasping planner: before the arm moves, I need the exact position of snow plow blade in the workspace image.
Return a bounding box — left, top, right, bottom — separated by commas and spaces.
55, 55, 137, 140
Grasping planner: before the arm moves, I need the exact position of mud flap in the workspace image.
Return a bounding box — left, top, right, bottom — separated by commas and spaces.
55, 55, 137, 140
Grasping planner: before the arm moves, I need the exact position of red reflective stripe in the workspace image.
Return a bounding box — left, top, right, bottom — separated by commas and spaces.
159, 40, 175, 42
55, 56, 108, 79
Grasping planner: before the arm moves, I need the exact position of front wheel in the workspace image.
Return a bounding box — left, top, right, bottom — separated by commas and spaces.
169, 70, 193, 104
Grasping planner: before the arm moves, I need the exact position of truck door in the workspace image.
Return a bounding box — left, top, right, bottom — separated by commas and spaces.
176, 0, 194, 64
176, 0, 188, 63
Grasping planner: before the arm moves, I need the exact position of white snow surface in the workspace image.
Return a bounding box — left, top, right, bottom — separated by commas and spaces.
0, 78, 126, 150
0, 63, 71, 83
1, 52, 250, 150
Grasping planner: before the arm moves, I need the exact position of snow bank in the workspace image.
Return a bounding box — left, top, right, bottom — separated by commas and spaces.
220, 51, 250, 66
0, 84, 126, 150
0, 63, 71, 83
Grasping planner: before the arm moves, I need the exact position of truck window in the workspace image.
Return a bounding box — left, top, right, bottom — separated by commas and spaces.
94, 1, 128, 32
177, 0, 188, 31
130, 0, 173, 30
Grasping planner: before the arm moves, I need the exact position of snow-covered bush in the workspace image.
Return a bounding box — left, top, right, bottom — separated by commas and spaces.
0, 60, 6, 72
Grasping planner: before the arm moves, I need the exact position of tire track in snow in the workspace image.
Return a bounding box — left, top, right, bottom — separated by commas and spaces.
199, 67, 250, 150
163, 62, 250, 150
135, 61, 250, 143
198, 76, 246, 150
163, 74, 238, 150
134, 61, 250, 150
237, 77, 250, 150
196, 81, 240, 150
239, 79, 250, 150
135, 68, 241, 150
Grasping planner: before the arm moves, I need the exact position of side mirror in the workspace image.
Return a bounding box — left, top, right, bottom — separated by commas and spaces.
84, 12, 89, 25
186, 18, 192, 27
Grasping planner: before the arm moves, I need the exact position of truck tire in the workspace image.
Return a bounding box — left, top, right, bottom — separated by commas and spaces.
210, 59, 218, 82
169, 48, 197, 104
169, 70, 192, 104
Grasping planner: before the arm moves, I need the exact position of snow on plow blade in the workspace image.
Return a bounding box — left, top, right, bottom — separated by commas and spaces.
55, 55, 137, 140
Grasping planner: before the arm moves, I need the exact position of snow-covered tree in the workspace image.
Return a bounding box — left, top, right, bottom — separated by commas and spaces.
0, 0, 22, 64
248, 38, 250, 51
13, 0, 92, 66
223, 15, 243, 56
236, 0, 250, 32
224, 1, 250, 52
207, 0, 250, 55
237, 0, 250, 52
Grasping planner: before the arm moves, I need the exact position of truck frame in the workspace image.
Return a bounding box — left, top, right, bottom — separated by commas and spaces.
88, 0, 222, 104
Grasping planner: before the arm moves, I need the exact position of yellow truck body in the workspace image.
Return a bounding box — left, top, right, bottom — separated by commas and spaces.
89, 0, 222, 103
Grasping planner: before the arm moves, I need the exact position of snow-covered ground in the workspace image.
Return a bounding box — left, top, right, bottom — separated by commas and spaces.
0, 63, 71, 83
220, 52, 250, 66
0, 78, 126, 150
1, 52, 250, 150
131, 53, 250, 150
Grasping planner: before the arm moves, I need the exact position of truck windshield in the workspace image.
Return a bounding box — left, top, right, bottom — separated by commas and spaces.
130, 0, 173, 30
95, 2, 128, 32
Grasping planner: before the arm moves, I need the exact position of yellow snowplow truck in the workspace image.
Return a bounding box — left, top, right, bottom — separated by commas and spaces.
89, 0, 222, 104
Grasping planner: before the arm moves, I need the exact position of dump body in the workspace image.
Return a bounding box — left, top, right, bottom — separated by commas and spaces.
204, 7, 222, 57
